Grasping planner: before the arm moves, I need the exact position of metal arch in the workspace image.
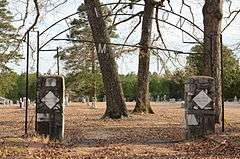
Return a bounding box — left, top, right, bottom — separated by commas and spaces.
110, 13, 203, 46
39, 14, 203, 51
53, 38, 201, 55
39, 3, 125, 36
40, 12, 80, 36
40, 25, 77, 50
102, 2, 204, 33
39, 2, 204, 37
156, 18, 203, 46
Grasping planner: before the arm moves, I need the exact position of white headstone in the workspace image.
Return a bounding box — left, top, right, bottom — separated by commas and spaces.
170, 98, 176, 103
234, 96, 238, 103
65, 96, 69, 106
156, 95, 160, 102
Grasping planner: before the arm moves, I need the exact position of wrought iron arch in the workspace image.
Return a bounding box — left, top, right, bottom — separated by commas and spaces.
38, 2, 205, 50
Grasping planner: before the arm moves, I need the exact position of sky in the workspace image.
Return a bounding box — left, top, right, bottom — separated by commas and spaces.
7, 0, 240, 75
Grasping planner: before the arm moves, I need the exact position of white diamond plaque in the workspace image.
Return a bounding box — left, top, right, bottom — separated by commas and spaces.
187, 114, 198, 125
193, 90, 212, 109
41, 91, 59, 109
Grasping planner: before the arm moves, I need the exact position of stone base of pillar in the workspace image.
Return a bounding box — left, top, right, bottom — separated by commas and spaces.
36, 76, 65, 140
185, 76, 215, 139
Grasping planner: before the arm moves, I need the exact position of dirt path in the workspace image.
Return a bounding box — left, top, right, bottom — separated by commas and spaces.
0, 102, 240, 158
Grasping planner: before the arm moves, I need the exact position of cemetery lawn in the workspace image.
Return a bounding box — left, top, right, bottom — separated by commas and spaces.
0, 102, 240, 159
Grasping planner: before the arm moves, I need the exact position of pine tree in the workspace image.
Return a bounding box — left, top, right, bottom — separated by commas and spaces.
62, 3, 118, 73
0, 0, 20, 72
61, 3, 117, 101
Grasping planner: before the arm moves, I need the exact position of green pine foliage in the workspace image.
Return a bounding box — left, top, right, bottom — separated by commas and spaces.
0, 0, 20, 72
61, 3, 118, 99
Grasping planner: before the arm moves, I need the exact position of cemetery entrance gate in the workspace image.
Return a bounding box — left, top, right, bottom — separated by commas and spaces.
24, 2, 225, 140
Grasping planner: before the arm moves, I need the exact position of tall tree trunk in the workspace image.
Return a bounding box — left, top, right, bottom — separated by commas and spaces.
84, 0, 128, 119
133, 0, 155, 114
203, 0, 223, 123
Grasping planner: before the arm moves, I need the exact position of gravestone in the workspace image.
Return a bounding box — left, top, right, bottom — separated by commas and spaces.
36, 76, 65, 140
91, 97, 97, 109
19, 98, 23, 108
65, 96, 69, 106
180, 101, 185, 108
23, 97, 30, 108
103, 95, 106, 102
234, 96, 238, 103
169, 98, 176, 103
86, 96, 90, 106
82, 97, 86, 103
163, 95, 167, 101
185, 76, 215, 139
156, 95, 160, 102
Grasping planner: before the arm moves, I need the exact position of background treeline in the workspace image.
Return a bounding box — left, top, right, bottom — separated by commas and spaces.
1, 45, 239, 102
0, 71, 187, 102
65, 71, 186, 102
0, 72, 36, 102
1, 49, 239, 103
63, 44, 240, 102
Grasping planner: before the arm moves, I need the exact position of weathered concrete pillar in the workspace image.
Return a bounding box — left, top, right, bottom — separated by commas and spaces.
185, 76, 215, 139
36, 76, 65, 140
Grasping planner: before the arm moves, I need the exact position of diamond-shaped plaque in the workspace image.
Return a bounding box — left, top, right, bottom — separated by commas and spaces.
41, 91, 59, 109
193, 90, 212, 109
187, 114, 198, 125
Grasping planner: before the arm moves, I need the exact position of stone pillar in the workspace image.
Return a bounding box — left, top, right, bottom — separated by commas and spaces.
185, 76, 215, 139
36, 76, 65, 140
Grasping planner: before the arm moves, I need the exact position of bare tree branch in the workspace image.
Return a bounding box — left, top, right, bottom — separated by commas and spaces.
110, 11, 144, 29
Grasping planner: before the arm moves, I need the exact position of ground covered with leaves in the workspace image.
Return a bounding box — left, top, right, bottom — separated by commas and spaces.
0, 102, 240, 158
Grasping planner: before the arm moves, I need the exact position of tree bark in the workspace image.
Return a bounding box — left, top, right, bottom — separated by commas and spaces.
203, 0, 223, 123
84, 0, 128, 119
133, 0, 155, 114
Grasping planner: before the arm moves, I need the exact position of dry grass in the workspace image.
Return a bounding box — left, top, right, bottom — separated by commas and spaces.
0, 102, 240, 158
